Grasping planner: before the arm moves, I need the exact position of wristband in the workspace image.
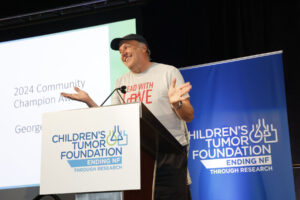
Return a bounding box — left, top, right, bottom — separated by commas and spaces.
171, 101, 182, 110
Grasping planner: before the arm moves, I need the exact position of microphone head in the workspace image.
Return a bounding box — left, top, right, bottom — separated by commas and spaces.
120, 85, 126, 90
119, 85, 126, 94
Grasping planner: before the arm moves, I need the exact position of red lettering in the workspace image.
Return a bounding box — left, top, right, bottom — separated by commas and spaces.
127, 93, 138, 103
138, 83, 144, 90
137, 90, 146, 102
125, 87, 153, 104
149, 82, 154, 89
132, 84, 137, 91
127, 84, 137, 92
145, 89, 152, 104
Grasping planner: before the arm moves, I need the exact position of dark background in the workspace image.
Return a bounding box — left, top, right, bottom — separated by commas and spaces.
1, 0, 300, 199
0, 0, 299, 162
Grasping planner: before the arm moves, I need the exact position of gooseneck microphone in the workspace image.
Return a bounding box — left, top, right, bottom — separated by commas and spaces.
100, 86, 126, 106
119, 85, 126, 94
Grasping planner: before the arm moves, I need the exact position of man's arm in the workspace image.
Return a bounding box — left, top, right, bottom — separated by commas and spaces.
61, 87, 98, 108
171, 98, 194, 122
168, 78, 194, 122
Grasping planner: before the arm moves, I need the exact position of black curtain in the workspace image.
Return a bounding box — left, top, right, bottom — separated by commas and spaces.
141, 0, 300, 163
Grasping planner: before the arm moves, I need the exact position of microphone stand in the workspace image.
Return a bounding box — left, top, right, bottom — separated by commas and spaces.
116, 90, 125, 104
100, 88, 118, 106
100, 86, 126, 106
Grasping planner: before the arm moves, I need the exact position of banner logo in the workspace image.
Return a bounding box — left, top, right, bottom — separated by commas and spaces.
51, 125, 128, 172
191, 118, 278, 174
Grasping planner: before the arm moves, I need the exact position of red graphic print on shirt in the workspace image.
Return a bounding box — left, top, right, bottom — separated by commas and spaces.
123, 81, 154, 104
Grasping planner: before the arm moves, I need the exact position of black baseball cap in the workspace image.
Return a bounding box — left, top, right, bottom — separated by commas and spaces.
110, 34, 150, 51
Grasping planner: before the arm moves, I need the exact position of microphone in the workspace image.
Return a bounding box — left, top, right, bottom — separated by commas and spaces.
119, 85, 126, 94
100, 86, 126, 106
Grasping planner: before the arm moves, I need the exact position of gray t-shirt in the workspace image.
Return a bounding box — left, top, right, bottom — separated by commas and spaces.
112, 62, 189, 146
76, 63, 190, 200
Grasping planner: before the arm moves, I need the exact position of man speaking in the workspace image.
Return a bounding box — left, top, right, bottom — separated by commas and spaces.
61, 34, 194, 200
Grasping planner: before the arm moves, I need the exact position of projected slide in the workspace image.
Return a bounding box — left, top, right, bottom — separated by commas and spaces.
0, 19, 135, 189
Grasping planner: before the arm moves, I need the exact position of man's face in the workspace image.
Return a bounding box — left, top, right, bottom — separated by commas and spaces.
119, 40, 145, 71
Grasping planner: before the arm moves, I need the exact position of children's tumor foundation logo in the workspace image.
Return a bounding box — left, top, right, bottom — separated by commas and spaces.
249, 119, 278, 144
107, 125, 128, 147
191, 118, 278, 174
52, 125, 129, 172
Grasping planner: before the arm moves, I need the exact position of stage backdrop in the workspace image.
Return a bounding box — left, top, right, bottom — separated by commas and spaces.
180, 51, 295, 200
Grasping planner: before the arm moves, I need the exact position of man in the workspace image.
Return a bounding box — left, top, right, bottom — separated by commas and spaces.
61, 34, 194, 200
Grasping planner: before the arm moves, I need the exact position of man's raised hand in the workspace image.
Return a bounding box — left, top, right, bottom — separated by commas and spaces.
61, 87, 98, 107
168, 78, 192, 105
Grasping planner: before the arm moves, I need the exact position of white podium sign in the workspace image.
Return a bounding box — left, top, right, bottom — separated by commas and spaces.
40, 103, 141, 194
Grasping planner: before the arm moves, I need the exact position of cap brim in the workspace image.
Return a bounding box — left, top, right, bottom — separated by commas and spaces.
111, 35, 149, 51
110, 38, 123, 50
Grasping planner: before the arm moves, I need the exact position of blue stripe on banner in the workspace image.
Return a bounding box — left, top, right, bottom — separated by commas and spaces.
67, 157, 122, 167
180, 52, 295, 200
0, 184, 39, 190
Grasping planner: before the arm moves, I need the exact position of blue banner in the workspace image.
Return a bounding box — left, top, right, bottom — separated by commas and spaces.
180, 52, 295, 200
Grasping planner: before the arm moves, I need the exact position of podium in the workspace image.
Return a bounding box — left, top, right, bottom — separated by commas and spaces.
40, 103, 184, 200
